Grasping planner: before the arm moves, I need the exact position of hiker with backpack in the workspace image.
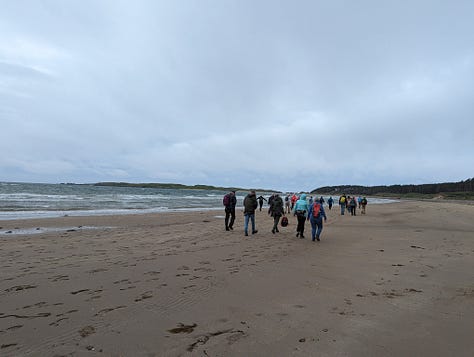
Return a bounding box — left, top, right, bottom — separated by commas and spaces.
339, 194, 347, 215
307, 200, 328, 242
327, 196, 334, 210
349, 197, 357, 216
268, 193, 285, 234
361, 197, 368, 214
293, 193, 309, 238
223, 191, 237, 231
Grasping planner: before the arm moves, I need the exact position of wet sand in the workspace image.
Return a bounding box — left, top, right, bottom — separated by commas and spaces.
1, 200, 473, 356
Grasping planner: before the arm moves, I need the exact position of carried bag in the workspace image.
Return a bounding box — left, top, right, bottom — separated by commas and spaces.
223, 194, 230, 206
281, 216, 289, 227
295, 210, 306, 217
312, 203, 321, 218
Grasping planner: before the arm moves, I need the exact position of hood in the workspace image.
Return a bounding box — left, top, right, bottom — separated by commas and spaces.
300, 194, 307, 200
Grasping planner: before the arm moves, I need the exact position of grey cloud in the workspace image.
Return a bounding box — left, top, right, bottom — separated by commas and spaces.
1, 1, 473, 191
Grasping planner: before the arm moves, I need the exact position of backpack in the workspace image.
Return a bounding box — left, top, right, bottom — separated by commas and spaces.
223, 194, 230, 206
312, 202, 321, 218
285, 196, 289, 202
340, 196, 346, 204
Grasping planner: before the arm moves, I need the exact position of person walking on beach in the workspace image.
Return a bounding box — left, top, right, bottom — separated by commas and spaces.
328, 196, 334, 210
339, 194, 346, 215
308, 199, 327, 241
257, 195, 267, 211
223, 191, 237, 231
290, 193, 298, 210
269, 193, 285, 234
284, 195, 291, 214
361, 197, 368, 214
243, 190, 258, 236
293, 193, 309, 238
349, 196, 357, 216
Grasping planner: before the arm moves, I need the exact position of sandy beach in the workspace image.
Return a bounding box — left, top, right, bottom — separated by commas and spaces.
1, 200, 473, 356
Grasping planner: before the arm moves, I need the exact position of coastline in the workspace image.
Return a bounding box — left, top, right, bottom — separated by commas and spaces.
1, 201, 473, 356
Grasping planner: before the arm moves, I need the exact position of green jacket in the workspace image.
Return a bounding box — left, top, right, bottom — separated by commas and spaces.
243, 193, 258, 214
269, 196, 284, 216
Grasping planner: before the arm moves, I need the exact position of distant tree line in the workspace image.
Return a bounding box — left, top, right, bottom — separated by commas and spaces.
311, 178, 474, 196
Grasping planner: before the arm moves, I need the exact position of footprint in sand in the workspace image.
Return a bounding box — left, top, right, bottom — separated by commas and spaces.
383, 290, 405, 298
405, 288, 423, 293
6, 325, 23, 331
167, 323, 197, 334
71, 289, 90, 295
21, 301, 47, 309
113, 279, 130, 284
94, 306, 126, 316
0, 312, 51, 319
49, 317, 69, 326
119, 286, 136, 291
135, 291, 153, 302
1, 343, 18, 350
144, 271, 161, 276
56, 309, 78, 317
79, 325, 96, 338
5, 284, 37, 292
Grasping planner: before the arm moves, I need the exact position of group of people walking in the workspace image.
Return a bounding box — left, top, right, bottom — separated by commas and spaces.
223, 190, 335, 242
338, 194, 368, 216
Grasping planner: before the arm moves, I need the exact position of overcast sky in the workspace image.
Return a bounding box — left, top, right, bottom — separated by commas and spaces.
1, 1, 473, 191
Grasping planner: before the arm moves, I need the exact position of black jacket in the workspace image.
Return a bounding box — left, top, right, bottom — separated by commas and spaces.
243, 193, 258, 214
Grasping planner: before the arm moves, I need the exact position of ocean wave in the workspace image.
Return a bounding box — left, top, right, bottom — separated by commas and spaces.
0, 206, 221, 220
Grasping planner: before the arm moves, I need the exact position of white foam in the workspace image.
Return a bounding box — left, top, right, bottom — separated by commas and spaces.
0, 226, 115, 236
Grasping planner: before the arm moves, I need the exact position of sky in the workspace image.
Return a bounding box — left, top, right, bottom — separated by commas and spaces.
1, 0, 473, 192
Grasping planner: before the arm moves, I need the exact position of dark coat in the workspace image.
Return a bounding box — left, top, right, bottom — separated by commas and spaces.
269, 196, 284, 217
243, 193, 258, 214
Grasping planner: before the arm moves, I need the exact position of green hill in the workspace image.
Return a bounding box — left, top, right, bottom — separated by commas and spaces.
311, 178, 474, 200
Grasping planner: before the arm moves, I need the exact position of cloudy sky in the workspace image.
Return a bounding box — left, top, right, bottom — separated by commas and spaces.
1, 1, 473, 191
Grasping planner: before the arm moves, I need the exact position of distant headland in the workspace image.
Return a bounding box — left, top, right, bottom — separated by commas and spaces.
93, 182, 278, 193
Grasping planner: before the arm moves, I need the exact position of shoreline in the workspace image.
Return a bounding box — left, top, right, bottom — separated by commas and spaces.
1, 200, 473, 356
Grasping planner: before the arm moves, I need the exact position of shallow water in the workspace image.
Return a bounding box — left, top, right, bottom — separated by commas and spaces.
0, 182, 397, 220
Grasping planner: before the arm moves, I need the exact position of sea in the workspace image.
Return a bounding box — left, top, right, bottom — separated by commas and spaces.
0, 182, 398, 220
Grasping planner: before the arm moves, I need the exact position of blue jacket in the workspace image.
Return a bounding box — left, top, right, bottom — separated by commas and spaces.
308, 201, 327, 221
293, 194, 309, 213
